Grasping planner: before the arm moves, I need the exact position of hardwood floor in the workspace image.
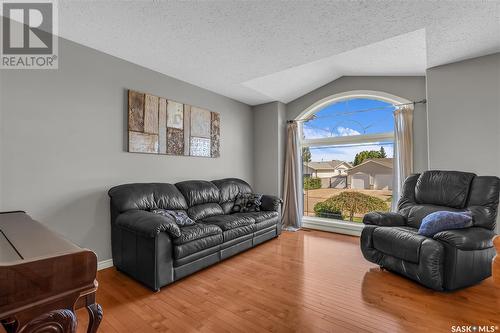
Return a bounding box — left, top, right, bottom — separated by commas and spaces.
76, 230, 500, 333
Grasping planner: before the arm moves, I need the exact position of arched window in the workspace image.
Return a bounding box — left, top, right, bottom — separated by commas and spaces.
300, 91, 410, 225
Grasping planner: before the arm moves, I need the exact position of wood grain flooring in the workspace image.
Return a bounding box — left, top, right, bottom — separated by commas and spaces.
76, 230, 500, 333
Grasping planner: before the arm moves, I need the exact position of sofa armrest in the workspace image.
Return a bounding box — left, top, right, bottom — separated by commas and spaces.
363, 212, 406, 226
261, 195, 282, 212
433, 227, 495, 250
115, 210, 181, 238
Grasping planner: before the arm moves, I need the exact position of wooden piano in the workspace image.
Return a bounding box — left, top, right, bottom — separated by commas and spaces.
0, 211, 102, 333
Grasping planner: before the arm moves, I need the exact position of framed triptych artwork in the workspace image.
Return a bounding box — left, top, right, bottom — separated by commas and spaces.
127, 90, 220, 158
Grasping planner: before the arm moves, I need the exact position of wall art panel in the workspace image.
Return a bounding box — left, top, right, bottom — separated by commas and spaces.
190, 137, 211, 157
190, 107, 211, 138
167, 128, 184, 155
129, 131, 158, 153
183, 105, 191, 156
158, 98, 167, 154
128, 90, 144, 132
211, 112, 220, 158
167, 100, 184, 129
144, 94, 159, 134
127, 89, 220, 157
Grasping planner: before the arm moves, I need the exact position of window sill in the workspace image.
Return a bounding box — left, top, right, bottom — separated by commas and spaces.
302, 216, 364, 236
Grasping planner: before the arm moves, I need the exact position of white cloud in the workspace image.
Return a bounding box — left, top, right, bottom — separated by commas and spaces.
303, 125, 361, 139
302, 126, 331, 139
336, 126, 361, 136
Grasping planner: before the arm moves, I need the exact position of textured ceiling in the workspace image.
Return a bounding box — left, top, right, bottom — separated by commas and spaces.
58, 1, 500, 105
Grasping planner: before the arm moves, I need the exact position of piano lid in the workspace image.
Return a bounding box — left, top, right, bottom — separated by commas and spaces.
0, 212, 81, 264
0, 230, 22, 262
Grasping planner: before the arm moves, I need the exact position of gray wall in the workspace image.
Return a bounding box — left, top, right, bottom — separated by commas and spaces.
252, 101, 286, 197
0, 38, 253, 261
277, 102, 286, 196
427, 53, 500, 234
426, 53, 500, 175
286, 76, 428, 173
0, 71, 3, 208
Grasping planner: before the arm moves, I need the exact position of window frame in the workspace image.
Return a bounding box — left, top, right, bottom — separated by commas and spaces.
298, 90, 412, 236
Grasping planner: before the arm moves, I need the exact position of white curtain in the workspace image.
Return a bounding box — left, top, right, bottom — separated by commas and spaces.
282, 121, 303, 230
392, 106, 414, 211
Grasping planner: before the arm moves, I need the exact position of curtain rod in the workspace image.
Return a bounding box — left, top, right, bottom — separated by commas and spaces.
287, 99, 426, 123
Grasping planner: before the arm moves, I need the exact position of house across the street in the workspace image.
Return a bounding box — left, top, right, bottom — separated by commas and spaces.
304, 158, 393, 190
303, 160, 352, 178
304, 160, 352, 188
347, 158, 393, 190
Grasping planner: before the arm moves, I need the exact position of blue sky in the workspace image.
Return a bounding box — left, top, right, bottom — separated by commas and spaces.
303, 98, 395, 163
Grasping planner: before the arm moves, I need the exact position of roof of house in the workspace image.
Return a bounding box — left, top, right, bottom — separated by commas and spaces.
347, 158, 393, 173
304, 160, 352, 171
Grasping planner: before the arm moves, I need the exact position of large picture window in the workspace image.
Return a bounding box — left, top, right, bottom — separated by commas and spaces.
301, 97, 395, 223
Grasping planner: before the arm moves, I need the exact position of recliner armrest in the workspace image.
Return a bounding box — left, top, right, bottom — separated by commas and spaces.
433, 227, 495, 250
115, 210, 181, 238
363, 212, 406, 226
261, 195, 282, 212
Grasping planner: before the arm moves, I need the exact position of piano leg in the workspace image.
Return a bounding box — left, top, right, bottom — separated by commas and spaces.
3, 310, 77, 333
85, 303, 102, 333
2, 318, 18, 333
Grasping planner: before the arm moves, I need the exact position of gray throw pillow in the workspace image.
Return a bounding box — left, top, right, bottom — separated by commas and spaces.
231, 193, 263, 213
152, 209, 196, 227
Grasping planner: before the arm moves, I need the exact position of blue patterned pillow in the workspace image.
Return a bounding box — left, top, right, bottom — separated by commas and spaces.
152, 209, 196, 226
418, 211, 473, 237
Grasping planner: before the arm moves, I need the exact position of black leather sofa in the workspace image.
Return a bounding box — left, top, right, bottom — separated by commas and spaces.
360, 170, 499, 291
108, 178, 281, 291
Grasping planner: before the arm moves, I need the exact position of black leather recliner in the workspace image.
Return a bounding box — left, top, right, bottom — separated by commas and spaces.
108, 178, 281, 291
360, 170, 499, 291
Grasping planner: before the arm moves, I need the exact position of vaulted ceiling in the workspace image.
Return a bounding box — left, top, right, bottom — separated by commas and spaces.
58, 1, 500, 105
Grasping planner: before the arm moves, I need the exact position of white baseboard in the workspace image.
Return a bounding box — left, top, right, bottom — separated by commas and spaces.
302, 217, 363, 237
98, 259, 114, 271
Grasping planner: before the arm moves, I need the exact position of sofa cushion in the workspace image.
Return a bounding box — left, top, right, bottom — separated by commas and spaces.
254, 218, 278, 232
173, 224, 222, 245
415, 171, 475, 209
201, 214, 255, 230
187, 203, 225, 221
174, 234, 223, 259
109, 183, 188, 213
233, 211, 279, 223
223, 225, 255, 242
232, 211, 279, 231
372, 226, 426, 264
175, 180, 220, 206
212, 178, 253, 214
